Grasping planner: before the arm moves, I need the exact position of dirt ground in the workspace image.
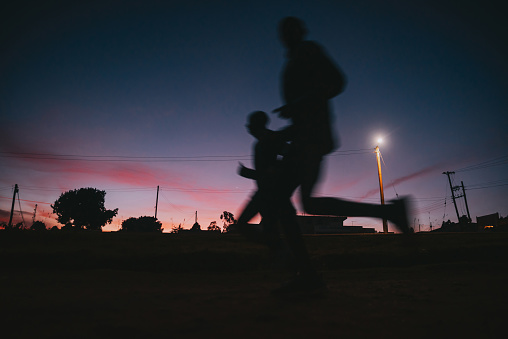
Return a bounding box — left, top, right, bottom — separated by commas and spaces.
1, 232, 507, 338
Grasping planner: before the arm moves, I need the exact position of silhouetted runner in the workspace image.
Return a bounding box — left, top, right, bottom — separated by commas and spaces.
236, 111, 287, 250
270, 17, 411, 295
273, 17, 410, 232
236, 111, 316, 278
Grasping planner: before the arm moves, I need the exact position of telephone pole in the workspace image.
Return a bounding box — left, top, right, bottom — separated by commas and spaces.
443, 172, 472, 223
461, 181, 471, 222
155, 185, 159, 220
443, 171, 460, 222
375, 146, 388, 233
8, 184, 19, 227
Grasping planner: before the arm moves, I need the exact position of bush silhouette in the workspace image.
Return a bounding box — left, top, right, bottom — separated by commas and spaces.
121, 216, 162, 232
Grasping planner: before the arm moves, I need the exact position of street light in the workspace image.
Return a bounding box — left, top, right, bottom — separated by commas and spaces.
375, 143, 388, 233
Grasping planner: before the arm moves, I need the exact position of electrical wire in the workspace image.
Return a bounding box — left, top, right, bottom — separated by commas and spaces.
17, 192, 27, 229
442, 178, 449, 224
455, 155, 508, 173
379, 150, 399, 198
415, 199, 447, 214
0, 148, 374, 163
467, 182, 508, 190
0, 196, 52, 205
17, 185, 251, 194
0, 151, 252, 162
160, 191, 192, 215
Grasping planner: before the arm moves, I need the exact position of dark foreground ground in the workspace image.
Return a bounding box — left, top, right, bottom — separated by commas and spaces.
1, 231, 507, 338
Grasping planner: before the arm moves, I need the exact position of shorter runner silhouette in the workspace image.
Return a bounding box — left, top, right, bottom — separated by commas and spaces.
236, 111, 317, 279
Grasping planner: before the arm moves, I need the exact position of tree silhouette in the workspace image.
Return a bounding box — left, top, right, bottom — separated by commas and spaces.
220, 211, 237, 233
121, 216, 162, 232
171, 224, 183, 233
207, 221, 221, 232
4, 222, 23, 230
30, 220, 47, 231
51, 188, 118, 231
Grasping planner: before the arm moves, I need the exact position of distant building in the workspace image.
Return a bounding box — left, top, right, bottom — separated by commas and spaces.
435, 216, 477, 232
477, 213, 499, 231
433, 212, 508, 232
297, 215, 376, 234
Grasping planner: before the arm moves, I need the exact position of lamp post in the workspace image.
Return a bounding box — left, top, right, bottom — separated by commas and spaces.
375, 145, 388, 233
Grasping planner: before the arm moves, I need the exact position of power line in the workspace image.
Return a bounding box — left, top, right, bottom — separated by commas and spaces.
0, 148, 374, 163
0, 154, 252, 162
378, 150, 399, 198
0, 196, 52, 205
17, 191, 27, 228
160, 191, 191, 215
16, 184, 251, 194
414, 199, 447, 214
467, 183, 508, 190
160, 186, 251, 194
467, 179, 508, 188
19, 185, 157, 192
330, 148, 374, 156
455, 155, 508, 173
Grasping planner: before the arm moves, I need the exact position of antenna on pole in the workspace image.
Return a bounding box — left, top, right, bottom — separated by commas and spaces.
32, 204, 38, 224
155, 186, 159, 220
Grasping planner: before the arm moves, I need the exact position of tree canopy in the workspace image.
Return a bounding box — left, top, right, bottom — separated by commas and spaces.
220, 211, 237, 233
30, 221, 47, 231
51, 188, 118, 231
121, 216, 162, 232
171, 224, 183, 233
207, 221, 221, 232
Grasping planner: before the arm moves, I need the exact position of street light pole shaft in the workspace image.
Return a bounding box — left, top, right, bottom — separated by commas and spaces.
375, 146, 388, 233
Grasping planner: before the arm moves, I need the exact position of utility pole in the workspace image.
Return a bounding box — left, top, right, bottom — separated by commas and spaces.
461, 181, 471, 222
155, 185, 159, 220
375, 146, 388, 233
8, 184, 19, 227
443, 171, 460, 222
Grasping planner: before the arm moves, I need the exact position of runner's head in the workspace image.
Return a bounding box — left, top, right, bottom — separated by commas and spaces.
246, 111, 268, 137
278, 17, 307, 49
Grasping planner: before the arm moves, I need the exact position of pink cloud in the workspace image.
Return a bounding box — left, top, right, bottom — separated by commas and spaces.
1, 148, 193, 190
359, 164, 441, 199
325, 176, 367, 195
0, 136, 255, 230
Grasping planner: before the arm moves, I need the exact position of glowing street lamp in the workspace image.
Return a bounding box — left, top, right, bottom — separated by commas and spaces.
375, 142, 388, 233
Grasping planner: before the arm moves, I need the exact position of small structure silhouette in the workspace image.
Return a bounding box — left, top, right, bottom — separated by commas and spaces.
297, 216, 375, 234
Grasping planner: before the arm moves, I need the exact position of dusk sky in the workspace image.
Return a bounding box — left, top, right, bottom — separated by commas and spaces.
1, 0, 507, 232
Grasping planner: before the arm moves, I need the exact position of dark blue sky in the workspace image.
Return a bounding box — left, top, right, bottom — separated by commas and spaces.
1, 0, 507, 231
